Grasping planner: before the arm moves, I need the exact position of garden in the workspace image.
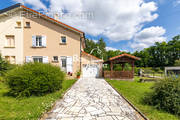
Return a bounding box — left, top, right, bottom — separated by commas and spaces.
107, 76, 180, 120
0, 55, 76, 120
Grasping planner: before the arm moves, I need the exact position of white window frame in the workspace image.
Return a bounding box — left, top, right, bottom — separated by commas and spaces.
35, 36, 42, 47
32, 56, 43, 63
5, 35, 15, 47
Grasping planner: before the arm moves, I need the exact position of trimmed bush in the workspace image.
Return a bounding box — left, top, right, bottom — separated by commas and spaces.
144, 76, 180, 116
6, 62, 65, 97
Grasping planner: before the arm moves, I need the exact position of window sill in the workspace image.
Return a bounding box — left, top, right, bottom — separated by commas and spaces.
32, 46, 46, 48
4, 46, 15, 48
24, 26, 31, 28
15, 27, 22, 29
52, 61, 59, 63
59, 43, 67, 45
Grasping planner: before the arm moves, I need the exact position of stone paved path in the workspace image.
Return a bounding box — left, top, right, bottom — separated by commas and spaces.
44, 78, 144, 120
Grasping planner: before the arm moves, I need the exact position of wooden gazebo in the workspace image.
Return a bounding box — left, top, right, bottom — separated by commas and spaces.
103, 53, 140, 80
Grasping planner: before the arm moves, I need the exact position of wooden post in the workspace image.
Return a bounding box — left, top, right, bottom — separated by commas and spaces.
122, 63, 125, 71
131, 61, 134, 78
110, 61, 113, 78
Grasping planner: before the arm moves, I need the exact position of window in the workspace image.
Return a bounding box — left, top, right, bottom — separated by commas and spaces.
11, 56, 16, 64
25, 22, 30, 28
5, 56, 10, 61
36, 36, 42, 47
33, 56, 43, 63
32, 36, 46, 47
5, 35, 15, 47
5, 56, 16, 64
61, 56, 67, 71
16, 21, 21, 27
53, 56, 58, 62
61, 36, 66, 44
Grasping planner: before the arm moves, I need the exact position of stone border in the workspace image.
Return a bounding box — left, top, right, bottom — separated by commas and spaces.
40, 79, 79, 120
105, 79, 149, 120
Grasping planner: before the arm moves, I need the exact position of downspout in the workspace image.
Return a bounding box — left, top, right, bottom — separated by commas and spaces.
80, 33, 85, 72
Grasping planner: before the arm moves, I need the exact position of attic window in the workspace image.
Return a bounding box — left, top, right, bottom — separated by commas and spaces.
16, 21, 21, 28
25, 22, 31, 28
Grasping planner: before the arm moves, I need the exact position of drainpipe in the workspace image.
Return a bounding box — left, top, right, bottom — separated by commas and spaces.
80, 33, 85, 72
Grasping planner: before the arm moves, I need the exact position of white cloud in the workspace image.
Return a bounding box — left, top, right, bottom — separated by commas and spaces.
47, 0, 158, 42
130, 26, 166, 51
13, 0, 164, 51
13, 0, 47, 10
92, 39, 98, 43
173, 0, 180, 7
106, 47, 118, 51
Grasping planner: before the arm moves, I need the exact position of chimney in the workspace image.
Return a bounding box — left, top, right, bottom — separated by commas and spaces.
54, 13, 59, 21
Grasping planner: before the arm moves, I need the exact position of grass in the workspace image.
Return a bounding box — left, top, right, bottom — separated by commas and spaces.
106, 77, 179, 120
0, 79, 76, 120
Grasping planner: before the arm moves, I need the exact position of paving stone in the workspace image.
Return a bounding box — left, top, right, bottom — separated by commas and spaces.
44, 78, 144, 120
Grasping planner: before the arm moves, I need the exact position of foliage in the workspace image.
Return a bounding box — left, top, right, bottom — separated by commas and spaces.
76, 70, 81, 76
0, 79, 76, 120
133, 35, 180, 68
84, 35, 180, 68
6, 62, 65, 97
144, 77, 180, 116
0, 55, 14, 76
107, 77, 179, 120
84, 38, 107, 60
174, 59, 180, 66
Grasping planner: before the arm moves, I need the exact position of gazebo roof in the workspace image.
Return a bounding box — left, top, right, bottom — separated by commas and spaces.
110, 53, 140, 60
104, 53, 140, 64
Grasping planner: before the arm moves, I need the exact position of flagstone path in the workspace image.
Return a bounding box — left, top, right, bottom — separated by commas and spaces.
44, 78, 144, 120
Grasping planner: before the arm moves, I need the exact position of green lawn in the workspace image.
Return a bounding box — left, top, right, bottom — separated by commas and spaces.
0, 79, 76, 120
107, 77, 179, 120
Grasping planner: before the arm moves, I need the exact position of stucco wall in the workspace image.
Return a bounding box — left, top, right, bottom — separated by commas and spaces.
0, 10, 24, 64
23, 12, 81, 74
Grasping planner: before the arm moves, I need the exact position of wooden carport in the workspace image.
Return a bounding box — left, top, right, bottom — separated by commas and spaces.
103, 54, 140, 80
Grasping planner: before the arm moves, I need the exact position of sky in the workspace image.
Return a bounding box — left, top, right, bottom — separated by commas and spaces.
0, 0, 180, 52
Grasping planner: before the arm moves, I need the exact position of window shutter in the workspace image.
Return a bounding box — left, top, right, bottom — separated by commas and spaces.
43, 56, 48, 63
25, 56, 32, 63
32, 36, 36, 47
66, 56, 73, 73
42, 36, 46, 47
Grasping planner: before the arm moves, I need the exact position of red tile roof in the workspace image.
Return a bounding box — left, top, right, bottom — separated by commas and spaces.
109, 53, 140, 61
21, 5, 84, 34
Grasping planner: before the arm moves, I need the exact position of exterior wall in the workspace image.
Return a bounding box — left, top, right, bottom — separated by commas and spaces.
0, 10, 24, 64
23, 12, 81, 75
82, 53, 103, 77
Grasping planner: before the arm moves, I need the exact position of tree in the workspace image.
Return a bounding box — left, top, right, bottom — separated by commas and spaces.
84, 38, 106, 60
174, 60, 180, 66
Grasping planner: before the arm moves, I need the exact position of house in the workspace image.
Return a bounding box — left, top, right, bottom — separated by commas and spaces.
0, 4, 102, 77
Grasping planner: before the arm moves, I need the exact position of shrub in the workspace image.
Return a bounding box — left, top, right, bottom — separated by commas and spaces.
174, 59, 180, 66
0, 54, 13, 76
6, 62, 65, 97
144, 76, 180, 116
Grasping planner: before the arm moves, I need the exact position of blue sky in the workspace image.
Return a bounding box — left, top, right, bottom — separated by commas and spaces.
0, 0, 180, 52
